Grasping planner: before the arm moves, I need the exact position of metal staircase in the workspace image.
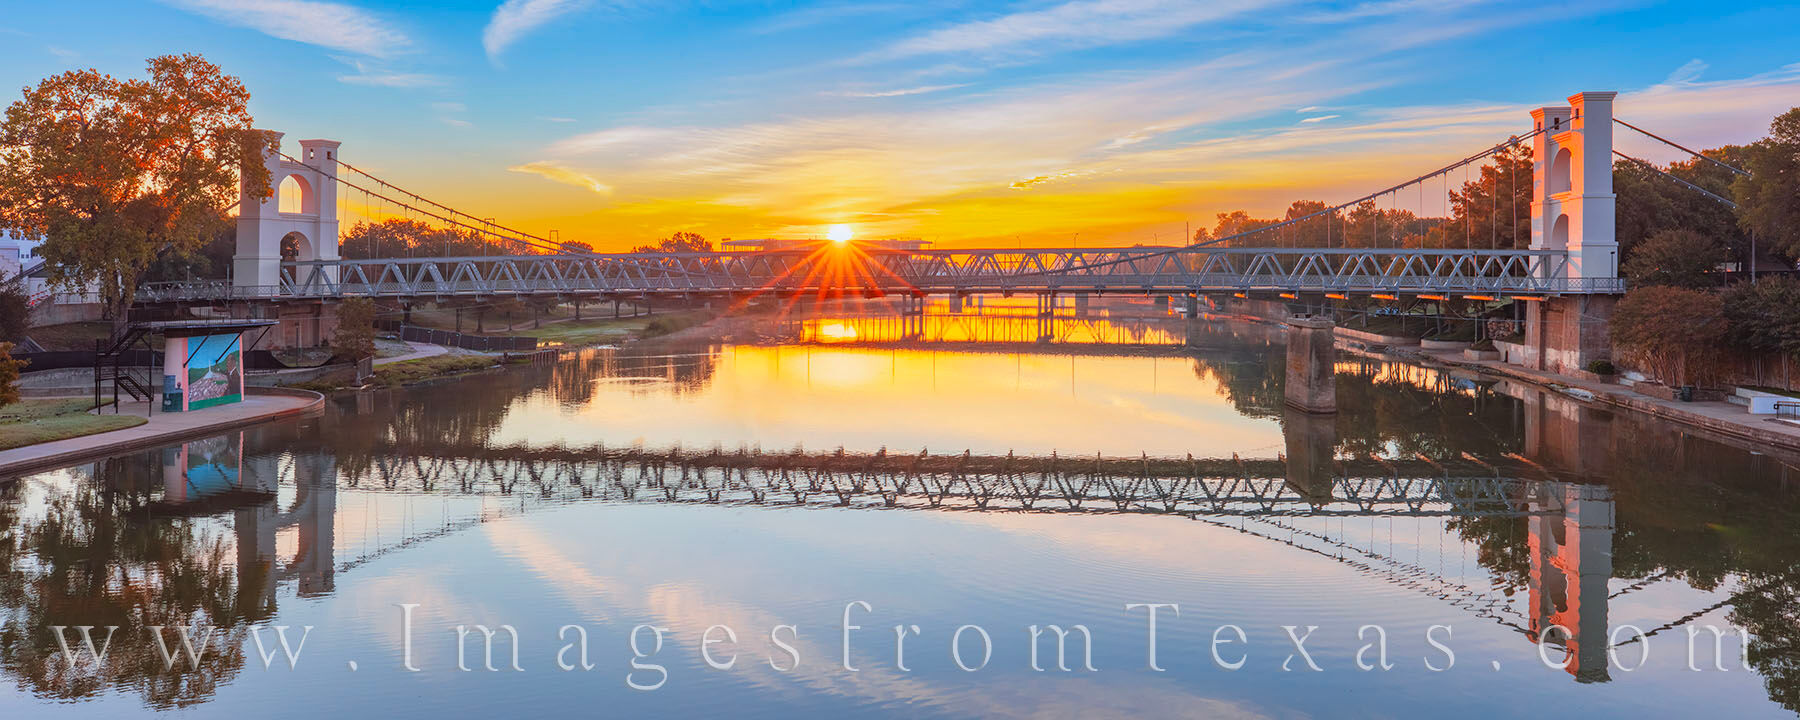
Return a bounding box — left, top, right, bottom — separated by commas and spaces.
93, 321, 156, 413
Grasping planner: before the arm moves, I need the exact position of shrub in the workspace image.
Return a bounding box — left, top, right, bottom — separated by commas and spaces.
0, 284, 27, 342
1621, 229, 1728, 289
1609, 286, 1726, 387
1722, 275, 1800, 357
1585, 359, 1616, 375
0, 342, 23, 406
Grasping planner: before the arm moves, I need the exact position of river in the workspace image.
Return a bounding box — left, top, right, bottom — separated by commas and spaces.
2, 301, 1796, 718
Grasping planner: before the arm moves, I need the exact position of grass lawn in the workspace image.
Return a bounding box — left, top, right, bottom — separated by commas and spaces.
373, 355, 498, 386
513, 316, 659, 346
0, 398, 146, 450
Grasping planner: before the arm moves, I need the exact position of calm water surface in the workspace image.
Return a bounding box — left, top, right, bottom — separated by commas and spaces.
2, 304, 1797, 718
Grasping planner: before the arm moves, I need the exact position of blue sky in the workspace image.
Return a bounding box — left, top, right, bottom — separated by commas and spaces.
2, 1, 1797, 248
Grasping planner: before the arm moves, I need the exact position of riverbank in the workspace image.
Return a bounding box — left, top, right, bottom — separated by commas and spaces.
1218, 307, 1800, 456
1425, 348, 1800, 454
0, 387, 325, 478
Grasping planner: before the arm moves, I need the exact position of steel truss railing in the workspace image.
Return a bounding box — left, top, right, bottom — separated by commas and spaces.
136, 247, 1625, 302
319, 445, 1567, 518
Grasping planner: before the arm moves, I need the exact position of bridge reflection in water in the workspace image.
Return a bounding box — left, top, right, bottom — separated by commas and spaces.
2, 304, 1793, 713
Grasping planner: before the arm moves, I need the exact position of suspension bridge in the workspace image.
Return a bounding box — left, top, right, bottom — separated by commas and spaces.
123, 90, 1744, 378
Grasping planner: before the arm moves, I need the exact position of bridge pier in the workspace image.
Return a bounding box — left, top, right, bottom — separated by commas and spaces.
1284, 315, 1337, 413
1529, 482, 1615, 684
1073, 293, 1090, 316
948, 294, 965, 313
1282, 405, 1338, 504
1524, 295, 1616, 375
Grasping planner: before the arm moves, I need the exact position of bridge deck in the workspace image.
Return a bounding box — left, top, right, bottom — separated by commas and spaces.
138, 247, 1625, 302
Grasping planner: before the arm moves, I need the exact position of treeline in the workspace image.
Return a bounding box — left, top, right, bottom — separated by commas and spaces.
1603, 107, 1800, 388
1198, 109, 1797, 273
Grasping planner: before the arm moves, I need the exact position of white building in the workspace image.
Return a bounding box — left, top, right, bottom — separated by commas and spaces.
0, 230, 47, 296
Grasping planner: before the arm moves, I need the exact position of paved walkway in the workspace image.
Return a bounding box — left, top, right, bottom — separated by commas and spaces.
0, 389, 324, 477
1421, 349, 1800, 454
375, 340, 448, 366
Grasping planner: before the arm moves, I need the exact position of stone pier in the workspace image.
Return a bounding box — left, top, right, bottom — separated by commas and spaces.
1284, 315, 1337, 413
1281, 405, 1338, 503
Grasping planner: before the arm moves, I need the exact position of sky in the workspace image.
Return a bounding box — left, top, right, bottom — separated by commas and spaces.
1, 1, 1798, 251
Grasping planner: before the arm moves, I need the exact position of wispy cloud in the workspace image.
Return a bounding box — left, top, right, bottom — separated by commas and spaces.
862, 0, 1275, 62
162, 0, 409, 57
1663, 58, 1707, 85
828, 84, 970, 98
1299, 114, 1340, 123
510, 161, 614, 194
337, 71, 446, 88
484, 0, 595, 64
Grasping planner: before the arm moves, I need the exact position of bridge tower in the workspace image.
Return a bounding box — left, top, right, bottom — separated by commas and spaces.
1531, 92, 1618, 280
1525, 93, 1619, 374
234, 133, 341, 294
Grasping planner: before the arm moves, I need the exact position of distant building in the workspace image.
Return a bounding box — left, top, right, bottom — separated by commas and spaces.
1, 230, 101, 307
0, 230, 40, 279
722, 238, 931, 252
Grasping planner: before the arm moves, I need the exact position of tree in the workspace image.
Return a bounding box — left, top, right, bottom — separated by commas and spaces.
1610, 286, 1727, 387
632, 231, 711, 254
1723, 275, 1800, 357
331, 297, 377, 362
0, 55, 277, 328
339, 218, 497, 259
1423, 142, 1531, 250
0, 342, 22, 406
1733, 107, 1800, 257
0, 281, 27, 341
1615, 149, 1749, 263
1621, 229, 1727, 288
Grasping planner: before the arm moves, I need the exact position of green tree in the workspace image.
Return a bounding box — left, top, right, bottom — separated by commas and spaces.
1615, 148, 1749, 263
1621, 229, 1727, 288
1423, 142, 1532, 250
1610, 285, 1727, 387
0, 55, 277, 328
0, 342, 22, 405
1723, 275, 1800, 357
331, 297, 377, 361
1733, 107, 1800, 257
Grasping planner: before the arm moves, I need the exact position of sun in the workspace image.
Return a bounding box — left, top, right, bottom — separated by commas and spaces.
827, 224, 854, 244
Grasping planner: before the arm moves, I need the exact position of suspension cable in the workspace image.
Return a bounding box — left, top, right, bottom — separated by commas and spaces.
276, 152, 711, 277
1613, 150, 1738, 208
1613, 117, 1749, 177
1011, 128, 1546, 277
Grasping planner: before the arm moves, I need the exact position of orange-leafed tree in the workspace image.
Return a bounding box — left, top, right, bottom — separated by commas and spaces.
0, 54, 277, 327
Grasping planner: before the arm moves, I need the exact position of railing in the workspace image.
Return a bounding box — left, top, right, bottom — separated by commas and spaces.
136, 247, 1627, 302
1776, 401, 1800, 421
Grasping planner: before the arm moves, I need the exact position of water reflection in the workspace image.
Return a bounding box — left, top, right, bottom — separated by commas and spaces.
2, 304, 1798, 717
